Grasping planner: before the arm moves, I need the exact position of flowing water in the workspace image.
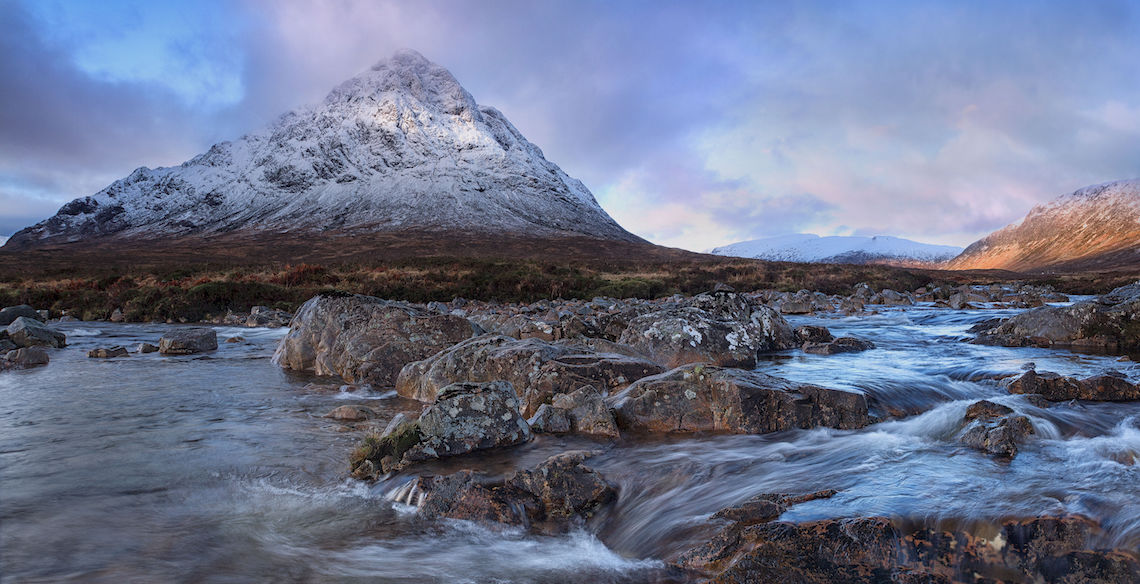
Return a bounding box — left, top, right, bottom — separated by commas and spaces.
3, 303, 1139, 582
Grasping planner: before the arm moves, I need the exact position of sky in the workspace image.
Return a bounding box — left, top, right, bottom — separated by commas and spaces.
1, 0, 1138, 251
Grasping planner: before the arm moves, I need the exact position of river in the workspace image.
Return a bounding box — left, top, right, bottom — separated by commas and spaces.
2, 302, 1138, 582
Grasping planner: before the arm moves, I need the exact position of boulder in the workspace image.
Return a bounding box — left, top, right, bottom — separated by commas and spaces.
225, 336, 244, 343
396, 335, 663, 416
273, 293, 479, 386
109, 308, 125, 322
4, 346, 50, 368
246, 306, 293, 328
393, 451, 615, 530
802, 337, 876, 355
137, 343, 159, 354
527, 385, 620, 438
677, 514, 1138, 583
959, 400, 1034, 458
973, 282, 1140, 352
351, 381, 532, 476
158, 328, 218, 355
1005, 370, 1140, 401
618, 294, 796, 369
88, 346, 129, 358
794, 325, 834, 344
6, 317, 66, 348
611, 364, 869, 434
0, 305, 43, 326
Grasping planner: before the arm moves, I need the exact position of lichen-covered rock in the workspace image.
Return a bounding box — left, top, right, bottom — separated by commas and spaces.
1005, 370, 1140, 401
611, 364, 869, 434
158, 328, 217, 355
617, 292, 796, 369
403, 381, 532, 463
395, 335, 662, 416
802, 336, 875, 355
392, 451, 615, 530
959, 400, 1034, 458
88, 346, 129, 358
273, 293, 480, 386
527, 385, 620, 438
677, 512, 1139, 583
6, 317, 66, 348
973, 282, 1140, 353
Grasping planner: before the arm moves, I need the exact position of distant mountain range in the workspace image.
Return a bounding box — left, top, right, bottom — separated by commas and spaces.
711, 234, 963, 267
946, 179, 1140, 272
4, 50, 640, 251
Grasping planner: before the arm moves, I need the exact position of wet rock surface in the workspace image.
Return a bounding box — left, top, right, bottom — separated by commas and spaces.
88, 346, 130, 358
158, 328, 218, 355
392, 451, 616, 531
802, 336, 875, 355
1, 346, 50, 370
973, 281, 1140, 352
959, 400, 1034, 458
611, 364, 869, 434
1005, 369, 1140, 401
395, 334, 662, 416
678, 507, 1139, 583
273, 293, 479, 386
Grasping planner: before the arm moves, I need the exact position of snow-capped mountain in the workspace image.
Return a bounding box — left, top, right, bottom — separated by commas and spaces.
4, 50, 639, 249
0, 236, 7, 246
711, 234, 963, 266
947, 179, 1140, 272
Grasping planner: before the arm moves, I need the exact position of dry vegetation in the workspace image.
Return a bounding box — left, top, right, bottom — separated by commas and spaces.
0, 232, 1134, 322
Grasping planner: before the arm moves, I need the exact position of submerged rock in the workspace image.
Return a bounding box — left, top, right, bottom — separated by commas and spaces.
324, 405, 371, 422
158, 328, 218, 355
395, 335, 662, 416
88, 346, 129, 358
802, 336, 875, 355
7, 317, 66, 348
611, 364, 869, 434
1005, 370, 1140, 401
137, 342, 159, 354
394, 451, 615, 530
273, 293, 479, 386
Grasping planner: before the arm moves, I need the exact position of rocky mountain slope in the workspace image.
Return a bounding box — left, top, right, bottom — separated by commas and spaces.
4, 50, 640, 250
947, 179, 1140, 272
711, 234, 962, 266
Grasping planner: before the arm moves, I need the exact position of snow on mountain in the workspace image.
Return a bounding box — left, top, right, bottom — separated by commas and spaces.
711, 234, 963, 265
0, 236, 7, 247
5, 49, 639, 249
947, 179, 1140, 272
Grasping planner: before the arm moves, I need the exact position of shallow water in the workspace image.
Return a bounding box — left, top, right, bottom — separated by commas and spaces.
2, 305, 1139, 582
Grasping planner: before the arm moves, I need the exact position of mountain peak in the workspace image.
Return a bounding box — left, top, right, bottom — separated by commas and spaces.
5, 50, 641, 249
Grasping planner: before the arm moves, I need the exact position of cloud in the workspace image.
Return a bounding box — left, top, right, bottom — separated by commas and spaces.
0, 0, 1137, 250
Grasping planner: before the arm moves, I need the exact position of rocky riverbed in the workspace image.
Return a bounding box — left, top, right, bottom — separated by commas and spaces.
2, 282, 1139, 582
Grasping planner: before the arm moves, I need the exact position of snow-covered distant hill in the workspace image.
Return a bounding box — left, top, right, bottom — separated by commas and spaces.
711, 234, 963, 266
0, 236, 7, 247
5, 49, 639, 250
947, 179, 1140, 272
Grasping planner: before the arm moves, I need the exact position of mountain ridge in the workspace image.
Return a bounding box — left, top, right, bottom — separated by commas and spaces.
711, 233, 963, 267
4, 49, 641, 250
946, 179, 1140, 272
